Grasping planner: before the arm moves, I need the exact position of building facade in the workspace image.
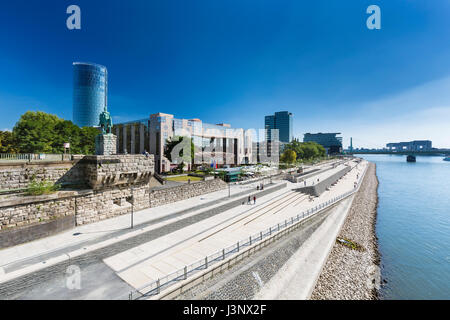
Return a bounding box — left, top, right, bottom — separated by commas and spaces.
386, 140, 432, 152
265, 111, 293, 144
115, 113, 254, 173
73, 62, 108, 127
304, 132, 343, 154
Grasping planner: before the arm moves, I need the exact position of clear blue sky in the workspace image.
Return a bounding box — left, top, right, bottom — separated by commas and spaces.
0, 0, 449, 148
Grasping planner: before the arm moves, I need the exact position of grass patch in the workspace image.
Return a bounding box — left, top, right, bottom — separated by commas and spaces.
336, 237, 365, 251
165, 176, 203, 182
26, 179, 61, 196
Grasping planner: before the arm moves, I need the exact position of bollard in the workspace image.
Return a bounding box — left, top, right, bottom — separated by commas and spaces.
156, 279, 160, 294
260, 231, 263, 240
222, 249, 226, 260
237, 241, 240, 252
205, 257, 208, 269
184, 266, 187, 280
249, 236, 252, 245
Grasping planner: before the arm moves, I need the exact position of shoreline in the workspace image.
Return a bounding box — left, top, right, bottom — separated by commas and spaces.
311, 162, 380, 300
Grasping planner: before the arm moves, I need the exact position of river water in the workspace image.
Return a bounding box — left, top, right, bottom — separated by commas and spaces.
361, 155, 450, 299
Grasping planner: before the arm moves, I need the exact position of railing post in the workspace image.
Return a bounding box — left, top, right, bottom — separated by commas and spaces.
205, 257, 208, 269
222, 249, 226, 260
260, 231, 263, 240
184, 266, 187, 280
156, 279, 160, 294
237, 241, 240, 252
249, 236, 252, 245
278, 223, 280, 231
269, 227, 272, 236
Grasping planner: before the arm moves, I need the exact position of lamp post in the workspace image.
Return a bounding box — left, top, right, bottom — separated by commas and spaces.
131, 186, 134, 229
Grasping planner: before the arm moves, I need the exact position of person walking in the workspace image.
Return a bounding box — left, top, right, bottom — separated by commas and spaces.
253, 196, 256, 205
248, 196, 251, 205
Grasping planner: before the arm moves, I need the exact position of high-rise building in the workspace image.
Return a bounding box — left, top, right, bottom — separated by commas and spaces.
73, 62, 108, 127
303, 132, 343, 154
265, 111, 293, 143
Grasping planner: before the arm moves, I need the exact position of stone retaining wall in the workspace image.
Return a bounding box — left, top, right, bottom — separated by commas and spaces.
0, 177, 229, 248
149, 178, 228, 207
0, 161, 85, 190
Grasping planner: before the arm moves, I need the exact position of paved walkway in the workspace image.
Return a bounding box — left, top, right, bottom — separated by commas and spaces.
0, 158, 358, 299
104, 160, 366, 297
0, 180, 280, 279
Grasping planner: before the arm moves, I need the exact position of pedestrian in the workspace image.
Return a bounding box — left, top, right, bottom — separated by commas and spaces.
304, 180, 307, 186
253, 196, 256, 205
257, 185, 260, 191
248, 196, 251, 205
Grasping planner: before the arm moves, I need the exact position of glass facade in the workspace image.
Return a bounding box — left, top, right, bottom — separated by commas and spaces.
73, 62, 108, 127
265, 112, 293, 143
303, 133, 343, 154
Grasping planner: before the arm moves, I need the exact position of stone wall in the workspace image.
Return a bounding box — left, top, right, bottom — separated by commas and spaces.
0, 191, 78, 232
75, 182, 150, 225
148, 178, 228, 208
0, 161, 85, 190
82, 154, 154, 190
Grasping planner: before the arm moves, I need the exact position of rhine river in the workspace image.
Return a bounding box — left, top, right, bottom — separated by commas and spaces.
361, 155, 450, 299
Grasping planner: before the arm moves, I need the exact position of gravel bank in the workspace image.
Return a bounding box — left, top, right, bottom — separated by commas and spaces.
310, 162, 380, 300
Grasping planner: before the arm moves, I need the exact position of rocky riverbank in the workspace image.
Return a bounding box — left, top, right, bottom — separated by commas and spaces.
311, 162, 380, 300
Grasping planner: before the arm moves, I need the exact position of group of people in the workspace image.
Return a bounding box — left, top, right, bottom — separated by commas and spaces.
247, 195, 257, 205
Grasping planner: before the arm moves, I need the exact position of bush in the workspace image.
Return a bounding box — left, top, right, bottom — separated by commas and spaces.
26, 179, 61, 196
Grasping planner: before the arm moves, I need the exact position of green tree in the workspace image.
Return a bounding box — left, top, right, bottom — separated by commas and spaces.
284, 140, 326, 161
0, 130, 17, 153
164, 136, 195, 164
13, 111, 61, 153
281, 149, 297, 164
11, 111, 98, 154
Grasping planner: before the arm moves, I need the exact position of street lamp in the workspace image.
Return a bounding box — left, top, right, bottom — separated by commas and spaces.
131, 186, 134, 229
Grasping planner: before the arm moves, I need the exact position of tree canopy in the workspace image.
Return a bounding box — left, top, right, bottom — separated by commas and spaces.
164, 136, 195, 164
9, 111, 99, 154
0, 130, 17, 153
281, 149, 297, 164
283, 139, 326, 160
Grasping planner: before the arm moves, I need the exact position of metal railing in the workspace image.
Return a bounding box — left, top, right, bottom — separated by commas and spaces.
129, 161, 368, 300
0, 153, 72, 162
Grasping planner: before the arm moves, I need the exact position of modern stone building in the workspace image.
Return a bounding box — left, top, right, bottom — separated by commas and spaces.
115, 113, 254, 173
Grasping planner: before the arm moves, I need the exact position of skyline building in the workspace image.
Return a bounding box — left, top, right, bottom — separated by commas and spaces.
304, 132, 343, 155
73, 62, 108, 127
265, 111, 293, 144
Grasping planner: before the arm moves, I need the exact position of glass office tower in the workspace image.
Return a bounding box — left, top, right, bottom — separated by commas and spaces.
73, 62, 108, 127
265, 111, 293, 143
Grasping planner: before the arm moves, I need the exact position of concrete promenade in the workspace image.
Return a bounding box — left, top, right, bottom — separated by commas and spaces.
0, 158, 364, 299
108, 160, 366, 298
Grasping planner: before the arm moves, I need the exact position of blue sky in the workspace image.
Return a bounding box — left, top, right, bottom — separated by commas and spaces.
0, 0, 449, 148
